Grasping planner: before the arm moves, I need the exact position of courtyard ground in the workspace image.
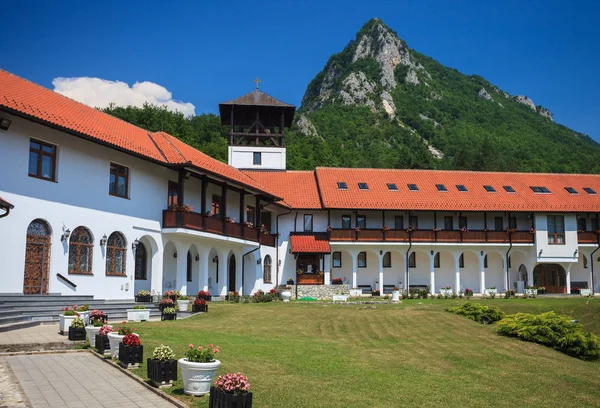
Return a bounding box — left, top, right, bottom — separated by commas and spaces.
129, 297, 600, 408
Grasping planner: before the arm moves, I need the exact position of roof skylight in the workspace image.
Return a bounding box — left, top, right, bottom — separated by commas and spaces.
387, 183, 398, 191
337, 182, 348, 190
484, 185, 496, 192
408, 184, 419, 191
358, 182, 369, 190
436, 184, 447, 192
565, 187, 578, 194
584, 187, 597, 195
456, 184, 468, 192
503, 186, 515, 193
530, 186, 551, 193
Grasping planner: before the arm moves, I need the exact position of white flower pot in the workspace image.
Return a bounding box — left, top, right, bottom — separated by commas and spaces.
59, 315, 76, 334
280, 291, 292, 302
349, 289, 362, 297
178, 358, 221, 396
85, 325, 101, 345
440, 289, 453, 297
392, 290, 400, 303
127, 309, 150, 322
178, 300, 190, 312
77, 311, 90, 326
524, 288, 538, 296
107, 332, 124, 358
486, 288, 498, 296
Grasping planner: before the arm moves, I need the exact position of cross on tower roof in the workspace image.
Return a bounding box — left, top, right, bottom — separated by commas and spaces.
253, 77, 262, 89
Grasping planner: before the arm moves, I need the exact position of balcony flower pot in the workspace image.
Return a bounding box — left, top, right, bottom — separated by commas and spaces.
147, 358, 178, 387
209, 387, 253, 408
95, 334, 111, 355
59, 315, 76, 335
280, 290, 292, 303
127, 309, 150, 322
192, 304, 208, 313
391, 290, 401, 303
119, 342, 143, 369
68, 326, 86, 341
179, 358, 221, 396
178, 299, 191, 312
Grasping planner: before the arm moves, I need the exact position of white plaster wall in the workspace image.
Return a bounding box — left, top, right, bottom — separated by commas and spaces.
228, 146, 286, 170
535, 214, 579, 262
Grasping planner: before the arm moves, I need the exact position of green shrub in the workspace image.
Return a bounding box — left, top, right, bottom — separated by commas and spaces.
496, 312, 600, 360
446, 302, 505, 324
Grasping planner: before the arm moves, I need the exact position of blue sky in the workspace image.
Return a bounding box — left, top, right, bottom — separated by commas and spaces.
3, 0, 600, 140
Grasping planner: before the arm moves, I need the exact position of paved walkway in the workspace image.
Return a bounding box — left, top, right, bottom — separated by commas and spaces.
2, 353, 176, 407
0, 324, 68, 346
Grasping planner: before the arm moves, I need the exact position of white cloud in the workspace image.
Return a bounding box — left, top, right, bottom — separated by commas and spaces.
52, 76, 195, 116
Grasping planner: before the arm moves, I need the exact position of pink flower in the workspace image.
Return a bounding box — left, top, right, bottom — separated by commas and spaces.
188, 343, 194, 349
208, 343, 214, 348
197, 346, 203, 351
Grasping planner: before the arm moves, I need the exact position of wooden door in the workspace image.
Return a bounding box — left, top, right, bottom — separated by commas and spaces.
533, 264, 566, 294
228, 255, 236, 292
23, 221, 51, 295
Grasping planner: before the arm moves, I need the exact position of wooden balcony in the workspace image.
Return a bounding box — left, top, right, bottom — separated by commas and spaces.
328, 228, 535, 244
162, 210, 276, 246
578, 231, 599, 244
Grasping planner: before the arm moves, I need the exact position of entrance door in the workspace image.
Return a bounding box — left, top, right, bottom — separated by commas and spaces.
228, 255, 236, 292
533, 264, 566, 293
23, 220, 52, 295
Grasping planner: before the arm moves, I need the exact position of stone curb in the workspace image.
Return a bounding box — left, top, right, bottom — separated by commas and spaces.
89, 349, 187, 408
0, 348, 87, 357
0, 356, 32, 408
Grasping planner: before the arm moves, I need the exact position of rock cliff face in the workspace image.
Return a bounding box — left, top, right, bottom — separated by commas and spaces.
513, 95, 536, 111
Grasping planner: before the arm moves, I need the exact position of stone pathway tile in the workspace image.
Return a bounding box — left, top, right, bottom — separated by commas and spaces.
4, 353, 176, 407
0, 324, 68, 346
0, 357, 28, 408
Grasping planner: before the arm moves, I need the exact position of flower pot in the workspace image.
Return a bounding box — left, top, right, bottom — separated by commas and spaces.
391, 290, 400, 303
349, 289, 362, 297
486, 289, 498, 296
107, 332, 125, 358
119, 343, 143, 368
147, 358, 178, 387
178, 358, 221, 396
178, 300, 190, 312
161, 313, 177, 321
192, 304, 208, 313
571, 289, 581, 295
159, 303, 173, 311
440, 289, 453, 297
199, 294, 212, 301
538, 289, 546, 295
95, 334, 111, 355
59, 315, 76, 334
209, 386, 253, 408
524, 289, 538, 296
280, 291, 292, 303
85, 325, 102, 345
127, 309, 150, 322
68, 326, 86, 341
77, 311, 90, 326
135, 295, 153, 303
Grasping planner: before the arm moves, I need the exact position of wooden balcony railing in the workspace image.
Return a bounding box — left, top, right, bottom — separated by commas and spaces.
578, 231, 599, 244
329, 229, 535, 244
162, 210, 276, 246
297, 274, 324, 285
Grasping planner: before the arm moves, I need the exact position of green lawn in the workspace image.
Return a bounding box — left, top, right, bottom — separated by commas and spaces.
130, 298, 600, 408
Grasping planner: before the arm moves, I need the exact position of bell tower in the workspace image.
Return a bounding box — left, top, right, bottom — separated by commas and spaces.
219, 78, 295, 170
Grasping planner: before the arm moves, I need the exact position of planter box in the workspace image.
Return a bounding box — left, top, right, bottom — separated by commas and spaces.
147, 358, 177, 387
59, 315, 76, 334
178, 300, 190, 312
119, 343, 143, 368
485, 289, 498, 296
538, 289, 546, 295
581, 289, 592, 296
68, 326, 86, 341
209, 387, 253, 408
135, 295, 153, 303
95, 334, 111, 355
198, 294, 212, 301
192, 304, 208, 313
571, 289, 581, 295
161, 313, 177, 321
440, 289, 453, 297
349, 289, 362, 297
159, 303, 174, 311
332, 294, 348, 302
524, 289, 538, 296
127, 309, 150, 322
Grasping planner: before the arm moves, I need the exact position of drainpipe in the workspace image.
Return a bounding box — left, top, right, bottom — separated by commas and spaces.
275, 207, 293, 287
293, 211, 298, 233
506, 236, 513, 293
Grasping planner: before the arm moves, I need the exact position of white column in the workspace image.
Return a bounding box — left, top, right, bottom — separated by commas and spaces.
323, 254, 331, 285
566, 264, 572, 294
236, 251, 243, 295
455, 252, 461, 295
175, 242, 188, 296
150, 241, 163, 296
199, 250, 209, 291
589, 254, 595, 294
218, 249, 228, 296
479, 252, 486, 295
351, 251, 357, 289
429, 251, 436, 295
527, 262, 534, 289
378, 253, 384, 294
503, 256, 509, 292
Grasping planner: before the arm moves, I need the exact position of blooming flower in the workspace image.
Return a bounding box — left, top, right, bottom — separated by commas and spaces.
188, 343, 194, 349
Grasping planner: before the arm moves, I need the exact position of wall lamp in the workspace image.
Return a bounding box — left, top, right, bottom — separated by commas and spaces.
174, 251, 178, 258
212, 256, 218, 263
195, 254, 200, 261
61, 228, 71, 242
100, 234, 108, 247
379, 250, 383, 256
132, 238, 140, 251
480, 250, 484, 256
574, 249, 579, 256
257, 258, 262, 265
278, 260, 282, 266
538, 249, 543, 257
0, 118, 11, 131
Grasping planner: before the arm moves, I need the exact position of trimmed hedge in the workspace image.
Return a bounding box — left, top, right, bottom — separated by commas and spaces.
496, 312, 600, 360
445, 302, 505, 324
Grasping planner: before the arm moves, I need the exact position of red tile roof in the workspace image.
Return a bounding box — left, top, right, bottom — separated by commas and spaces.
315, 167, 600, 212
243, 171, 322, 209
0, 70, 278, 199
0, 197, 14, 210
290, 234, 331, 253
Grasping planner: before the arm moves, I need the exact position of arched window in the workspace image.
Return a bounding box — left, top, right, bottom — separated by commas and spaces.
383, 252, 391, 268
106, 232, 126, 276
24, 219, 52, 294
134, 242, 147, 280
459, 253, 465, 268
69, 227, 93, 275
263, 255, 272, 283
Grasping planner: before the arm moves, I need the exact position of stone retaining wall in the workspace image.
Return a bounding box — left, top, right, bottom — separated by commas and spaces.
289, 284, 349, 300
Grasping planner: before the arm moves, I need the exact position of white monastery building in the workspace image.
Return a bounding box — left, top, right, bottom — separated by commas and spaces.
0, 69, 598, 301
